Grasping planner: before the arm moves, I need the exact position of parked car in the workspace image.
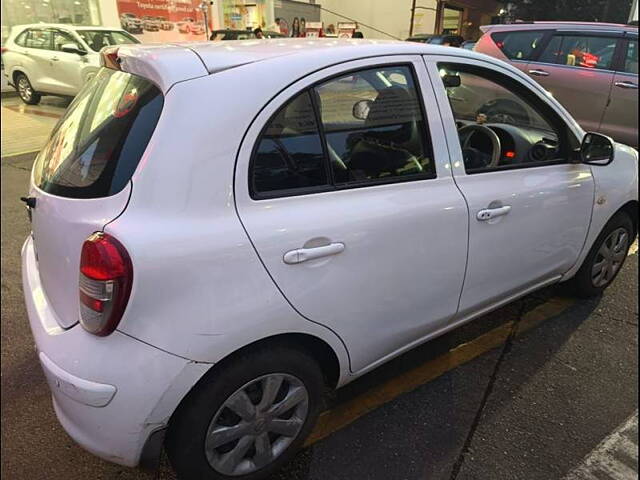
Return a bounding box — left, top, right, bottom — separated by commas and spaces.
406, 33, 464, 47
461, 40, 476, 50
21, 40, 637, 480
210, 29, 286, 40
177, 18, 195, 34
142, 16, 160, 32
156, 16, 173, 31
2, 24, 139, 104
475, 22, 638, 148
120, 13, 143, 34
190, 23, 206, 35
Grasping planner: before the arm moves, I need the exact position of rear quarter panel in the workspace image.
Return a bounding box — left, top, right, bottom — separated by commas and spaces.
107, 69, 350, 383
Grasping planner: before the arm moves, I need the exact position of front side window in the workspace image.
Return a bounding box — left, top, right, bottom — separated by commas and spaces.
439, 63, 569, 174
491, 30, 546, 61
538, 35, 618, 70
623, 39, 638, 75
76, 30, 139, 52
250, 65, 435, 198
315, 66, 434, 184
25, 29, 52, 50
53, 31, 81, 51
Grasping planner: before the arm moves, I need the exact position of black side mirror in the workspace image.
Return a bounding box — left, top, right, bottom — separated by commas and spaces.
442, 74, 461, 88
61, 43, 87, 56
580, 132, 614, 166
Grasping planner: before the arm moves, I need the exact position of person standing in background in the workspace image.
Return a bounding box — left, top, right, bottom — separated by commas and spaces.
291, 17, 300, 37
300, 18, 306, 37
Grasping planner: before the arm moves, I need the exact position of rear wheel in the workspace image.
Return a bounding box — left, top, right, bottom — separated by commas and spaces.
15, 73, 41, 105
569, 212, 634, 297
166, 347, 324, 480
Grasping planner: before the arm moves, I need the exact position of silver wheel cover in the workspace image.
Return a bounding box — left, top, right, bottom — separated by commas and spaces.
205, 373, 309, 476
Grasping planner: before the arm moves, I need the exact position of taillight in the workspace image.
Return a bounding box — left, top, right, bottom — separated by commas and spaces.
1, 47, 7, 54
100, 46, 121, 70
79, 232, 132, 336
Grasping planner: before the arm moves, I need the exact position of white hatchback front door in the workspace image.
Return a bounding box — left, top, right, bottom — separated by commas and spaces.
426, 56, 594, 317
235, 57, 469, 374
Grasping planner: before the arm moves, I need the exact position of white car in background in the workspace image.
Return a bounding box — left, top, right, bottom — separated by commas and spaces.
177, 17, 196, 34
21, 40, 637, 479
2, 24, 139, 104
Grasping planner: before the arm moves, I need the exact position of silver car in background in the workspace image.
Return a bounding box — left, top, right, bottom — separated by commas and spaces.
2, 24, 139, 104
475, 22, 638, 147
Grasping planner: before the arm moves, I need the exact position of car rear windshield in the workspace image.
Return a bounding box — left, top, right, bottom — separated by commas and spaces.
76, 30, 140, 51
33, 67, 163, 199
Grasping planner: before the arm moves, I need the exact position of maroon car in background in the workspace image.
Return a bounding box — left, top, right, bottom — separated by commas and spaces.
475, 22, 638, 148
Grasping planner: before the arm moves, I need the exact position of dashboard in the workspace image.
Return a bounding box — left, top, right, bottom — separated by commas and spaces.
456, 120, 561, 169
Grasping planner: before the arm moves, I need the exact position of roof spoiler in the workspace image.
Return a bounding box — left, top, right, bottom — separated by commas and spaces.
479, 25, 493, 33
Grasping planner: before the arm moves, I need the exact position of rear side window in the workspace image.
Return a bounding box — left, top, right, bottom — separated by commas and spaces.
315, 66, 434, 184
14, 31, 28, 47
491, 30, 546, 60
250, 65, 435, 198
24, 29, 52, 50
251, 91, 328, 196
537, 35, 618, 70
33, 68, 163, 198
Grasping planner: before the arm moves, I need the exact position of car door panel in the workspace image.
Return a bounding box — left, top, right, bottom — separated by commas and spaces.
527, 33, 619, 134
600, 37, 638, 147
425, 56, 594, 316
235, 56, 469, 374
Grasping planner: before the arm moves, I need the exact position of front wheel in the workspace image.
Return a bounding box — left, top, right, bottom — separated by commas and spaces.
15, 73, 41, 105
166, 346, 324, 480
569, 212, 634, 297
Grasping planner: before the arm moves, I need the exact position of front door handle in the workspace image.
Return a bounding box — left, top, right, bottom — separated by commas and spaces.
477, 205, 511, 221
51, 56, 60, 61
615, 81, 638, 89
529, 69, 550, 77
283, 242, 345, 265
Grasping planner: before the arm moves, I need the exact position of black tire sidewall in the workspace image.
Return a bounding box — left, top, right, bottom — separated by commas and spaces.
166, 347, 324, 480
16, 74, 40, 105
571, 212, 634, 297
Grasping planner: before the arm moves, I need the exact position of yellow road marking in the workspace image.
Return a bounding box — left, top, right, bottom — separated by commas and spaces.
629, 239, 638, 256
305, 296, 576, 446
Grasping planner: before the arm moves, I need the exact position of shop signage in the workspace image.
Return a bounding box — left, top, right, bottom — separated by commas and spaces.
116, 0, 207, 41
305, 21, 323, 38
337, 21, 356, 38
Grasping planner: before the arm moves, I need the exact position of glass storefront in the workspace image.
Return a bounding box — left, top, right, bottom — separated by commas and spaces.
2, 0, 102, 42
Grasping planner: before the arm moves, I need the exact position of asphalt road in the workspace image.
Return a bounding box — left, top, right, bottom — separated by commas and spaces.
1, 151, 638, 480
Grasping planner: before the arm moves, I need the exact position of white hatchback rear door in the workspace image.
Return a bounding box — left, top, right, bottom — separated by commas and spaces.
235, 56, 468, 374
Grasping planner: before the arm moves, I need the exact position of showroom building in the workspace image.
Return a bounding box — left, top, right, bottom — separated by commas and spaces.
1, 0, 504, 44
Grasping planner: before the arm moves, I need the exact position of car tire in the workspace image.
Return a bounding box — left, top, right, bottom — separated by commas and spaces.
569, 211, 634, 298
15, 73, 41, 105
165, 346, 324, 480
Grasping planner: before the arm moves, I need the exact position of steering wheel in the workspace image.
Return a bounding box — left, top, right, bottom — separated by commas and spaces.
458, 124, 502, 168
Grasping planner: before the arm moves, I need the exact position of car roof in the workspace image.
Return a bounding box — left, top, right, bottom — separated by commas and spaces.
113, 38, 501, 93
480, 21, 638, 33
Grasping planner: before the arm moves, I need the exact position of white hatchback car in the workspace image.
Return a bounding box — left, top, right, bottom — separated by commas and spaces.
21, 39, 638, 479
2, 24, 139, 104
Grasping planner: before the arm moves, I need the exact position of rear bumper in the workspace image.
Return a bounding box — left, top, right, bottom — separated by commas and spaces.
21, 236, 210, 467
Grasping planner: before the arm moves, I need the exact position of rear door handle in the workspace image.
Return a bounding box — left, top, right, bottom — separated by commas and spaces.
615, 81, 638, 89
283, 242, 345, 265
51, 56, 59, 61
528, 69, 550, 77
477, 205, 511, 221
